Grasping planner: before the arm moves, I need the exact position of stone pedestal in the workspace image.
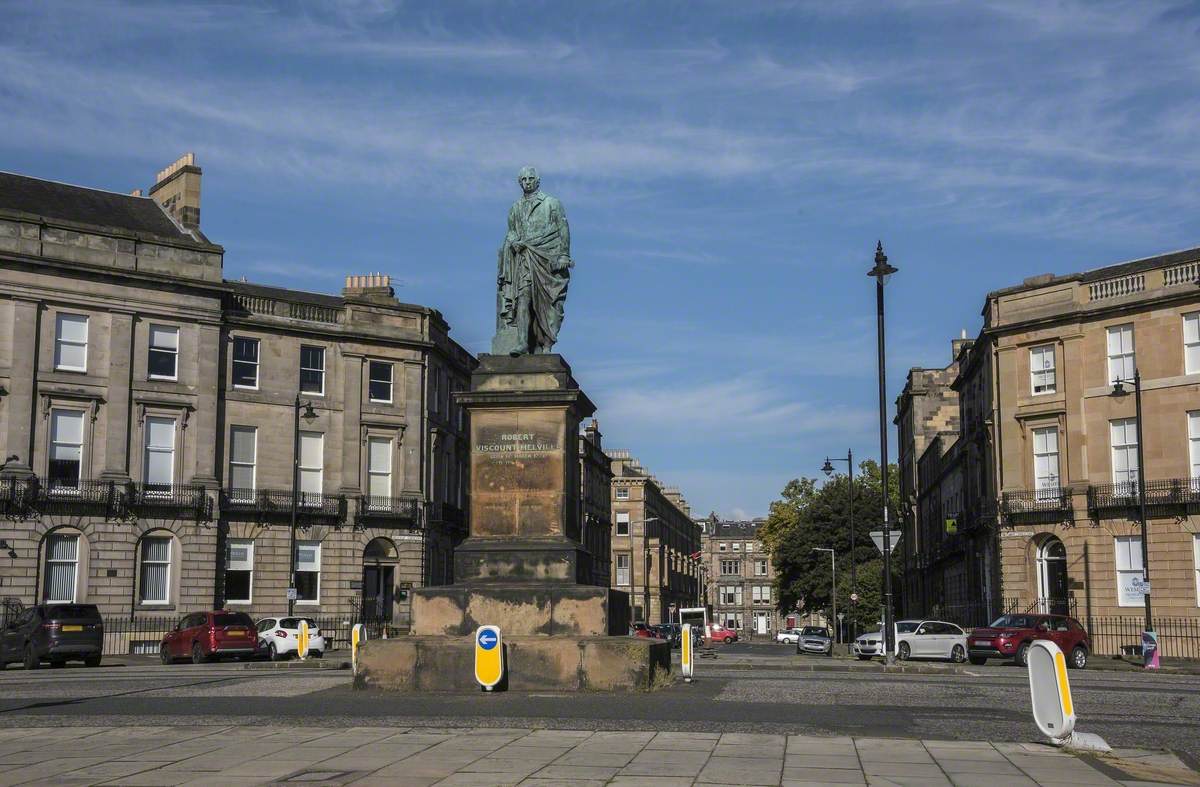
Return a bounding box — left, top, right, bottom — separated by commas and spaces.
363, 354, 649, 691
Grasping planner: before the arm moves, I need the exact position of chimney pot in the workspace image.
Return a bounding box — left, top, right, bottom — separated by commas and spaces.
148, 152, 202, 230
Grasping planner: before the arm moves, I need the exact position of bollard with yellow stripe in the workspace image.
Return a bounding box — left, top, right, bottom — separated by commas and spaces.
681, 623, 694, 682
297, 620, 310, 661
351, 623, 365, 674
1027, 640, 1074, 741
474, 625, 504, 691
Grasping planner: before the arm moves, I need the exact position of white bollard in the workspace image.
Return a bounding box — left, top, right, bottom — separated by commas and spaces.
351, 623, 365, 674
1027, 640, 1109, 752
681, 623, 694, 682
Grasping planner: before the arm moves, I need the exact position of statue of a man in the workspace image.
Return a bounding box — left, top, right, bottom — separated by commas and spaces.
493, 166, 573, 355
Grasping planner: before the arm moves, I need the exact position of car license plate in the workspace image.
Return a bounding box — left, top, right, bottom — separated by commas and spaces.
975, 639, 991, 645
230, 628, 246, 636
62, 625, 83, 632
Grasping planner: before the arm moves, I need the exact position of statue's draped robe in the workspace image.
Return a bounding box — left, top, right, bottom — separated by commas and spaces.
496, 191, 571, 352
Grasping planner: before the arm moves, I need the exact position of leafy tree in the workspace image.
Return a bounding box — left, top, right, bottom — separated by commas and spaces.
762, 460, 901, 631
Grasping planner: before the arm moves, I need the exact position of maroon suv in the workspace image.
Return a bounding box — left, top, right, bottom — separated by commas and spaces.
967, 613, 1090, 669
160, 610, 257, 664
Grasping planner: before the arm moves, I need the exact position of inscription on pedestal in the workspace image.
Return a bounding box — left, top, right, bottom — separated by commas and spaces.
472, 409, 566, 537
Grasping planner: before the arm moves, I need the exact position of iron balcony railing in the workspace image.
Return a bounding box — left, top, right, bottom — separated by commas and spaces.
126, 483, 212, 522
1000, 487, 1073, 523
0, 477, 38, 519
31, 478, 127, 519
355, 495, 423, 528
1088, 478, 1200, 516
221, 488, 347, 522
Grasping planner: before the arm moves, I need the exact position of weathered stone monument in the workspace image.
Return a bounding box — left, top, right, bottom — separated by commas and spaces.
355, 169, 667, 692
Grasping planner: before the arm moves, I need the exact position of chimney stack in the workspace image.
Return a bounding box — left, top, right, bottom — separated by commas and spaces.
343, 273, 395, 300
149, 153, 202, 230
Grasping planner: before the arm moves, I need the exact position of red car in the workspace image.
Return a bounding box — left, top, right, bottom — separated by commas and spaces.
967, 613, 1090, 669
710, 624, 738, 644
160, 610, 258, 664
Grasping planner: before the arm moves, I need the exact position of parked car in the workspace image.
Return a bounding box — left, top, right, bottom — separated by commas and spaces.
160, 610, 257, 664
895, 619, 968, 663
852, 630, 887, 659
967, 613, 1091, 668
630, 622, 658, 639
0, 604, 103, 669
255, 616, 327, 661
795, 626, 833, 656
775, 628, 803, 644
650, 623, 682, 648
710, 624, 738, 644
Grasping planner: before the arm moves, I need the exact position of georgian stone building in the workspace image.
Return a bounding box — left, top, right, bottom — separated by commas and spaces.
607, 450, 700, 624
578, 420, 613, 588
0, 156, 473, 632
904, 247, 1200, 645
697, 515, 779, 636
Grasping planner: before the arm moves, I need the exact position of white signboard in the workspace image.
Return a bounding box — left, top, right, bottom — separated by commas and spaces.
1119, 575, 1147, 606
870, 530, 901, 556
1129, 577, 1151, 595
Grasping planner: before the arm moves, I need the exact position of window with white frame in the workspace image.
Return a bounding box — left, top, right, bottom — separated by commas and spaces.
48, 409, 84, 490
43, 534, 78, 603
1107, 324, 1135, 385
147, 325, 179, 380
367, 437, 392, 503
615, 512, 630, 536
732, 542, 741, 551
228, 426, 256, 500
299, 346, 325, 395
1033, 427, 1060, 497
755, 558, 769, 576
1185, 312, 1200, 375
720, 559, 741, 575
225, 539, 254, 604
616, 553, 631, 586
723, 612, 744, 629
298, 432, 323, 502
368, 361, 393, 403
1115, 536, 1144, 607
295, 541, 321, 602
1030, 344, 1056, 394
1190, 411, 1200, 479
232, 337, 259, 388
718, 542, 727, 552
139, 536, 172, 604
54, 313, 88, 372
143, 417, 176, 492
752, 585, 771, 604
615, 487, 629, 500
1111, 418, 1139, 486
720, 585, 742, 605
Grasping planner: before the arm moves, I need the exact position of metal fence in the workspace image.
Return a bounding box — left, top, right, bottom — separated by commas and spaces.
1085, 616, 1200, 660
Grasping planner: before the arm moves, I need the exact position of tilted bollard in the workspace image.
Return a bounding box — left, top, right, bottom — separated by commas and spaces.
351, 623, 365, 675
1027, 640, 1108, 752
297, 619, 310, 661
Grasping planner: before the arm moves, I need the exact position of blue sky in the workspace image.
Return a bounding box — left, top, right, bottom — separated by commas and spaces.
4, 0, 1199, 519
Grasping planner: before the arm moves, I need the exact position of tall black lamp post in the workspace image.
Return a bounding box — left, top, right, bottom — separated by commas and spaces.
822, 449, 856, 639
868, 241, 898, 665
1110, 371, 1153, 643
289, 395, 318, 616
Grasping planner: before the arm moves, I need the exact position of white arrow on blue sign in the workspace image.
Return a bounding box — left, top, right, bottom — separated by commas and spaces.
478, 629, 499, 650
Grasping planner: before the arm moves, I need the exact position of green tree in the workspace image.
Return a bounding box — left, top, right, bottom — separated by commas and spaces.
762, 460, 901, 629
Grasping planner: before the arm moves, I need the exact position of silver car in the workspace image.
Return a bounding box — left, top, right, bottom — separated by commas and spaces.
795, 626, 833, 656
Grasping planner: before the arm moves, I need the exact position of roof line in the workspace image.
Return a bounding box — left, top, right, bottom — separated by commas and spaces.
0, 170, 149, 201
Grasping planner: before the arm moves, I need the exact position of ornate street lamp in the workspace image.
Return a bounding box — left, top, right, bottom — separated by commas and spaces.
868, 241, 898, 665
823, 450, 857, 639
1110, 370, 1153, 652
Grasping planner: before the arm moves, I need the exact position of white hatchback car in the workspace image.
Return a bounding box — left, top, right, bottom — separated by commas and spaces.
895, 619, 968, 663
255, 616, 327, 661
775, 628, 803, 644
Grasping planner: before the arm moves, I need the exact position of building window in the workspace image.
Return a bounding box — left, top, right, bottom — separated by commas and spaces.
367, 437, 392, 503
369, 361, 392, 403
719, 542, 727, 552
295, 541, 321, 603
1107, 324, 1135, 385
720, 559, 741, 576
1185, 312, 1200, 375
228, 426, 257, 501
755, 559, 769, 576
298, 432, 323, 500
48, 409, 84, 490
1190, 411, 1200, 479
431, 367, 440, 414
148, 325, 179, 380
732, 542, 741, 551
1110, 418, 1139, 486
225, 539, 254, 604
1032, 427, 1060, 496
144, 417, 176, 492
1194, 534, 1200, 607
1030, 344, 1056, 394
139, 536, 172, 604
1114, 536, 1144, 607
752, 585, 771, 605
720, 585, 742, 605
615, 487, 629, 500
54, 313, 88, 372
232, 337, 259, 389
43, 534, 78, 603
615, 512, 630, 536
300, 346, 325, 395
616, 553, 631, 586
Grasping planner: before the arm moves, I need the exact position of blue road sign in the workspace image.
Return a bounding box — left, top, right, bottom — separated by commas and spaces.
478, 629, 498, 650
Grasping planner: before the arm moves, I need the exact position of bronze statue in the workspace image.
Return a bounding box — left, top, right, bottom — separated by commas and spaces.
493, 166, 573, 355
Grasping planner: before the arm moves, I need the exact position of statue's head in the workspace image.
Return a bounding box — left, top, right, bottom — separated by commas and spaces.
517, 166, 540, 195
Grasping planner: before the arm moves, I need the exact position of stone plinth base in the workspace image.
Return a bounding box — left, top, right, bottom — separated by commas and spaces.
353, 636, 670, 692
411, 583, 628, 636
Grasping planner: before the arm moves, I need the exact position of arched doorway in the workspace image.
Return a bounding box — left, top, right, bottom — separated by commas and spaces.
1036, 537, 1069, 615
362, 538, 398, 622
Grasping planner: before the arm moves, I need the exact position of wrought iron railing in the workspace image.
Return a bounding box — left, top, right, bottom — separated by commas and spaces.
355, 496, 422, 528
31, 479, 127, 519
126, 483, 211, 521
0, 477, 38, 519
1088, 478, 1200, 515
220, 488, 347, 522
1000, 487, 1072, 523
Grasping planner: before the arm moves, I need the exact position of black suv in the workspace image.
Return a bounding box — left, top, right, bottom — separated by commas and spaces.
0, 604, 104, 669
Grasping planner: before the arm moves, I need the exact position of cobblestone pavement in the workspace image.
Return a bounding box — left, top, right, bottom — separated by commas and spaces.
0, 725, 1196, 786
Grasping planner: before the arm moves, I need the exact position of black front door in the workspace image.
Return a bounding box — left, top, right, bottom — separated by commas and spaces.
362, 565, 394, 622
1048, 560, 1069, 615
